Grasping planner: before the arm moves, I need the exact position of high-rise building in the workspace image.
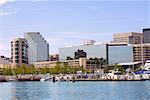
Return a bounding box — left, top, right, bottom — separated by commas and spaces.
112, 32, 143, 44
24, 32, 49, 64
143, 28, 150, 43
11, 38, 28, 66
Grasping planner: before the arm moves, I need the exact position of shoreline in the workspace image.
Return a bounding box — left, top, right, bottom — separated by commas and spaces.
0, 75, 149, 82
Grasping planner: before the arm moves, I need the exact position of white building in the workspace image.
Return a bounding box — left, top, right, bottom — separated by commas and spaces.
24, 32, 49, 64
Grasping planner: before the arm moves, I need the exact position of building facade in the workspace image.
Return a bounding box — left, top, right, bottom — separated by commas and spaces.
133, 44, 150, 62
143, 28, 150, 43
112, 32, 143, 44
108, 43, 150, 65
34, 61, 59, 68
11, 38, 28, 66
59, 43, 107, 61
0, 56, 10, 64
24, 32, 49, 64
108, 45, 134, 65
0, 56, 11, 68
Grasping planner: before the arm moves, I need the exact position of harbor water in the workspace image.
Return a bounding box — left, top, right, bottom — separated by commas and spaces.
0, 81, 150, 100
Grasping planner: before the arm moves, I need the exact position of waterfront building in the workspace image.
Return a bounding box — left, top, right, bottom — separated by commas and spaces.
108, 43, 150, 65
0, 56, 11, 68
36, 49, 99, 69
108, 45, 134, 65
11, 38, 28, 67
0, 56, 10, 64
34, 61, 60, 68
112, 32, 143, 44
132, 43, 150, 62
24, 32, 49, 64
59, 41, 107, 62
143, 28, 150, 43
35, 58, 99, 69
67, 57, 87, 68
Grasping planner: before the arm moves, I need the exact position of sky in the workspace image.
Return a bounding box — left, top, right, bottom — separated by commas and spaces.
0, 0, 149, 57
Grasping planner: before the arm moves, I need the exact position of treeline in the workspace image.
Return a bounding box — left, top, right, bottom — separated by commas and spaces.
0, 63, 139, 75
0, 63, 91, 75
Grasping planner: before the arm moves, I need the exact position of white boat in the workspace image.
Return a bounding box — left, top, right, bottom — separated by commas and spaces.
144, 60, 150, 70
40, 76, 52, 81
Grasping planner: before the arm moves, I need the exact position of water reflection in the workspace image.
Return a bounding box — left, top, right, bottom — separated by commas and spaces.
0, 81, 149, 100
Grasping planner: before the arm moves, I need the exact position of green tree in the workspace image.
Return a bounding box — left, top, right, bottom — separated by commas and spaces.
113, 64, 125, 74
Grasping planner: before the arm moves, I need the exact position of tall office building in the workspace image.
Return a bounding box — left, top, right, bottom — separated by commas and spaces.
112, 32, 143, 44
108, 43, 150, 65
143, 28, 150, 43
24, 32, 49, 64
108, 45, 134, 65
11, 38, 28, 66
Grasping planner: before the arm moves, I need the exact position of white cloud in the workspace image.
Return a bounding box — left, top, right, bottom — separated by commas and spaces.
0, 0, 15, 5
0, 6, 19, 16
0, 10, 16, 16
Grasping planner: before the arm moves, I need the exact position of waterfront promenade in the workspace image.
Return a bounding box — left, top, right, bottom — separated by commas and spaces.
0, 73, 149, 82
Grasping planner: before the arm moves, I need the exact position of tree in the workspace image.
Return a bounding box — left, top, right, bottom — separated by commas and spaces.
113, 64, 125, 74
52, 62, 61, 74
62, 63, 69, 74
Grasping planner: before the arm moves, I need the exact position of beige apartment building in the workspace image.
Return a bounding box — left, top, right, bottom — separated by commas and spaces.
34, 58, 87, 68
34, 61, 63, 68
11, 38, 28, 67
67, 57, 87, 68
112, 32, 143, 44
34, 58, 100, 69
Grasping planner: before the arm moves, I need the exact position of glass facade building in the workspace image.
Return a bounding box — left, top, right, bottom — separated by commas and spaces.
59, 43, 107, 61
24, 32, 49, 64
108, 45, 134, 65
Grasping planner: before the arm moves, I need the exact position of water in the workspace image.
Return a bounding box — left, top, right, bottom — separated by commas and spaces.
0, 81, 150, 100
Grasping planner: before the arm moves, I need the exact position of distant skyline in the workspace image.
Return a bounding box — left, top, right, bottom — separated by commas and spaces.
0, 0, 149, 57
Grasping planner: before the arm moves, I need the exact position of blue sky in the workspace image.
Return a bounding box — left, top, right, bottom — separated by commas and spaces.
0, 0, 149, 57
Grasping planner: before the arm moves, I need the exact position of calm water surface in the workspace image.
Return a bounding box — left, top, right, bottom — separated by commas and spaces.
0, 81, 150, 100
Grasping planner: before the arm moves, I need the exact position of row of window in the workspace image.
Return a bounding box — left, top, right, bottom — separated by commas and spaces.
14, 60, 28, 64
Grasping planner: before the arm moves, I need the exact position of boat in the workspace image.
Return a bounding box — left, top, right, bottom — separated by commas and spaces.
40, 76, 52, 81
0, 76, 7, 82
144, 60, 150, 71
6, 77, 17, 82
